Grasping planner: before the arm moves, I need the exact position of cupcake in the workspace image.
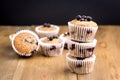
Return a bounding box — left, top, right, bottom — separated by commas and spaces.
68, 15, 98, 42
68, 39, 97, 58
12, 30, 39, 56
39, 36, 65, 56
59, 32, 70, 49
35, 23, 60, 38
66, 53, 96, 74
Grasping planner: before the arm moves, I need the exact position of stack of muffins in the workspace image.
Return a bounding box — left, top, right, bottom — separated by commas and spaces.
66, 15, 98, 74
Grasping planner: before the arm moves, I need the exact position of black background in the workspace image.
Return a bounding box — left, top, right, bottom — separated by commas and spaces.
0, 0, 120, 25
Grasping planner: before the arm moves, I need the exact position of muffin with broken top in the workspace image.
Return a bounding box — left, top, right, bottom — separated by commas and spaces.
39, 36, 65, 56
11, 30, 39, 57
35, 23, 60, 38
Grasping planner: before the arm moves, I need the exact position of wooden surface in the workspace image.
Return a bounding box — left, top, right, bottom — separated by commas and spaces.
0, 25, 120, 80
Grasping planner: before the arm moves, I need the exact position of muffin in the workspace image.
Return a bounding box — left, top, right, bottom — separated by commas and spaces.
68, 15, 98, 42
59, 32, 70, 49
35, 23, 60, 38
39, 36, 65, 56
12, 30, 39, 56
68, 39, 97, 58
66, 53, 96, 74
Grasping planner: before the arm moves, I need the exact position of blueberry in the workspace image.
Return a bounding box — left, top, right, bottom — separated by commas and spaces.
76, 15, 82, 20
70, 44, 75, 50
64, 32, 67, 36
80, 15, 86, 21
50, 45, 56, 50
86, 16, 92, 21
64, 32, 70, 36
76, 64, 82, 67
43, 23, 51, 27
67, 32, 70, 35
49, 36, 53, 41
81, 35, 84, 38
36, 42, 38, 45
86, 47, 94, 52
87, 30, 92, 34
82, 15, 87, 19
77, 57, 85, 60
31, 50, 36, 54
64, 43, 68, 49
53, 36, 58, 39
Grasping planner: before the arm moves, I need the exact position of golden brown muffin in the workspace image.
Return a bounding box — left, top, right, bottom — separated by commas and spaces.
12, 30, 39, 56
35, 23, 60, 38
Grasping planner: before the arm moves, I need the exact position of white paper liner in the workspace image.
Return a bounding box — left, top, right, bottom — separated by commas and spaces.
66, 53, 96, 74
11, 30, 40, 56
59, 33, 70, 49
68, 22, 98, 42
39, 37, 65, 56
9, 34, 15, 42
35, 25, 60, 38
67, 39, 97, 58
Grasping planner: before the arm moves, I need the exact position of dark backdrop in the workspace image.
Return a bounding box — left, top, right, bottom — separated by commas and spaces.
0, 0, 120, 25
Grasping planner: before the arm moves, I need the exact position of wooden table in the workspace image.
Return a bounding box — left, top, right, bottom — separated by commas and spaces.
0, 25, 120, 80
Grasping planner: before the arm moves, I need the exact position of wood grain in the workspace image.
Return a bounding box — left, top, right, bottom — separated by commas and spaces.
0, 25, 120, 80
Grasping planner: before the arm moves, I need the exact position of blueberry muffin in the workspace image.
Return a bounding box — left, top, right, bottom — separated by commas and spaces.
39, 36, 64, 56
35, 23, 60, 38
68, 39, 97, 58
12, 30, 39, 56
68, 15, 98, 42
59, 32, 70, 49
66, 53, 96, 74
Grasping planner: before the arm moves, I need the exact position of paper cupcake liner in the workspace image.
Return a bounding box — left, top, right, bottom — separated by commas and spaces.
35, 25, 60, 38
68, 22, 98, 42
67, 39, 97, 58
39, 37, 65, 56
12, 30, 40, 56
59, 33, 70, 49
66, 53, 96, 74
9, 34, 16, 42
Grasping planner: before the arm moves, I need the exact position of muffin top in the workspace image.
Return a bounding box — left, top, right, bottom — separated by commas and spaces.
39, 23, 57, 31
13, 31, 39, 55
68, 15, 97, 27
41, 36, 61, 44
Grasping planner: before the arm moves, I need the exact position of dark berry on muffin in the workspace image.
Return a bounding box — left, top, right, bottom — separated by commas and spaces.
77, 57, 85, 60
31, 50, 37, 54
43, 23, 51, 27
76, 15, 82, 20
76, 64, 82, 67
86, 16, 92, 21
50, 45, 56, 50
86, 47, 94, 52
53, 36, 58, 38
87, 30, 92, 34
48, 36, 53, 41
64, 32, 70, 36
70, 44, 75, 50
64, 43, 68, 49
